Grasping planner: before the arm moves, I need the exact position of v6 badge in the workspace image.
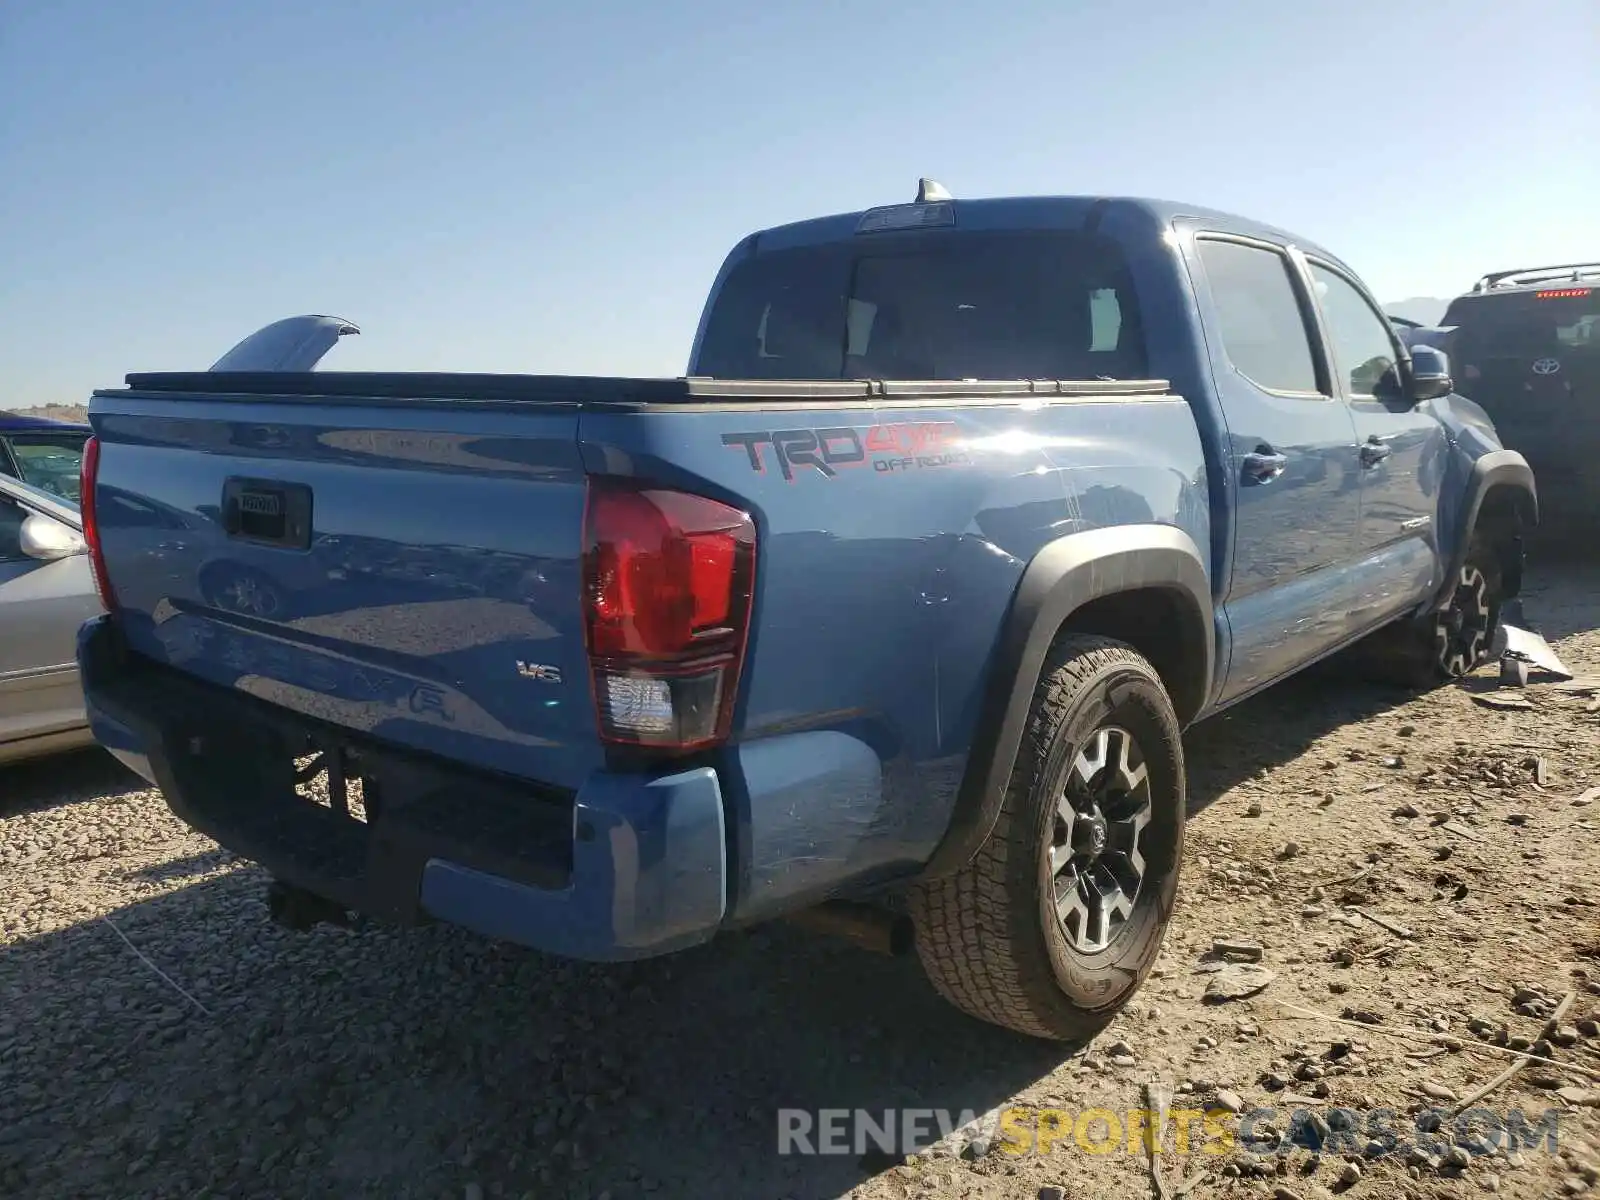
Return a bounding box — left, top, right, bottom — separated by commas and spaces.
516, 661, 563, 684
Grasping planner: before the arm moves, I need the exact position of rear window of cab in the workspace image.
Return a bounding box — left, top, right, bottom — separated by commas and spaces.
696, 230, 1148, 382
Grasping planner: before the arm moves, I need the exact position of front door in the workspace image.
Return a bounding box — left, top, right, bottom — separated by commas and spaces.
1306, 259, 1445, 615
1183, 232, 1364, 706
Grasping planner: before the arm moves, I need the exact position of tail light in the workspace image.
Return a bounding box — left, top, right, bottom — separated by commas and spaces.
79, 435, 119, 610
582, 479, 756, 752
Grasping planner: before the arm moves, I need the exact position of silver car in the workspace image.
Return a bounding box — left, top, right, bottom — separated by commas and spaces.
0, 474, 103, 764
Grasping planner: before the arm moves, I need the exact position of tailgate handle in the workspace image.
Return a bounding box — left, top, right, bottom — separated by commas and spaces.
221, 477, 314, 550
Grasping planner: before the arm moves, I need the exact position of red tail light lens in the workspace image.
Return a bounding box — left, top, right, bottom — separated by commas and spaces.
79, 435, 118, 611
583, 480, 756, 751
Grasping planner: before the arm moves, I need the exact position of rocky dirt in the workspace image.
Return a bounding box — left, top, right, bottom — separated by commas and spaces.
3, 558, 1598, 1200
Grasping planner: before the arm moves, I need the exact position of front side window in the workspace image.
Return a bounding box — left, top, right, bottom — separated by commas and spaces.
696, 231, 1148, 382
1309, 264, 1401, 397
1196, 239, 1320, 395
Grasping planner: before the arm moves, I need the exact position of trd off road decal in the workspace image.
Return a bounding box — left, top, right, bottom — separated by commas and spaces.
720, 422, 969, 481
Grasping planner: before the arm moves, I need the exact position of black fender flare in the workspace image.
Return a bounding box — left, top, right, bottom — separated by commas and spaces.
919, 523, 1214, 881
1429, 449, 1538, 612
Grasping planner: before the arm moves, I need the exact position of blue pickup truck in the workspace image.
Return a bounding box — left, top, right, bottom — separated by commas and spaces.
76, 184, 1536, 1040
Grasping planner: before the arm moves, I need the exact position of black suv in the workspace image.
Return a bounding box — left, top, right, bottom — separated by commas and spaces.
1437, 263, 1599, 532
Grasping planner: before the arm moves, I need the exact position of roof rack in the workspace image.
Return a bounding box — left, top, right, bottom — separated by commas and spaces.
1468, 263, 1600, 293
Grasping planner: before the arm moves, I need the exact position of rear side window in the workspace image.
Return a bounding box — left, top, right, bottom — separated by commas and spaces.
1196, 239, 1320, 395
695, 231, 1148, 382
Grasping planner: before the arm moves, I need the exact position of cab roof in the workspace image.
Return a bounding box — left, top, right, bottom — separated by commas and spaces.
744, 190, 1350, 272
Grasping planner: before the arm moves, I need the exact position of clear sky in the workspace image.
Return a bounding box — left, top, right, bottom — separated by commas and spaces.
2, 0, 1595, 409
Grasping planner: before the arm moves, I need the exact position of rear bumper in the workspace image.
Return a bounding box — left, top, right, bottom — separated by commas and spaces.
76, 615, 727, 961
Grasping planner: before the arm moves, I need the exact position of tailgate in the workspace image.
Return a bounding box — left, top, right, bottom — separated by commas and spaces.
90, 394, 598, 789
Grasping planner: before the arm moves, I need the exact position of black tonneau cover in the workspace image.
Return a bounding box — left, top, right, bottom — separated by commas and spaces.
117, 371, 1171, 407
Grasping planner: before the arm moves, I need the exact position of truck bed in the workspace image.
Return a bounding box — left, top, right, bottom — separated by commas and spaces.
83, 368, 1203, 926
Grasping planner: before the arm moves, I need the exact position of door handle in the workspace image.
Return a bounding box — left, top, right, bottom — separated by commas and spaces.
1360, 437, 1392, 467
1241, 446, 1287, 483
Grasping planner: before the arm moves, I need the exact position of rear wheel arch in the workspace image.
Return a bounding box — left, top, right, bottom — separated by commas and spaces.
920, 524, 1213, 882
1056, 587, 1210, 723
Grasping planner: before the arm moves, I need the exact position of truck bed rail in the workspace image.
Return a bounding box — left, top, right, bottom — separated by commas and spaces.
113, 371, 1173, 408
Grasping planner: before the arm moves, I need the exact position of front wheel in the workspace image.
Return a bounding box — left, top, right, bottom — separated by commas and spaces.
1431, 556, 1499, 678
909, 635, 1185, 1041
1360, 534, 1505, 688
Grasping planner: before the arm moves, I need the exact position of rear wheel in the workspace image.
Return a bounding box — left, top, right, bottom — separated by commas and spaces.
909, 635, 1185, 1041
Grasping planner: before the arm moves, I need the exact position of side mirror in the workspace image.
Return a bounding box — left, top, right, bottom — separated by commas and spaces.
19, 512, 87, 561
1408, 345, 1454, 402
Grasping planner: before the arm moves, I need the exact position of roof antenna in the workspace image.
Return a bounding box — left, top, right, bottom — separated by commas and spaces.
916, 177, 953, 203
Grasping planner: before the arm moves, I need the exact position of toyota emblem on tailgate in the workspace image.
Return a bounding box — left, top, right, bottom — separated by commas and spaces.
1531, 358, 1561, 375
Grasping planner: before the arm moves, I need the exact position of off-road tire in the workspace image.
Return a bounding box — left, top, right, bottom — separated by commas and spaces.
908, 635, 1185, 1041
1362, 532, 1505, 689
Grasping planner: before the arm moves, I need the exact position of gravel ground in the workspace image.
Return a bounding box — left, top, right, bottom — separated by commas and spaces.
3, 557, 1599, 1200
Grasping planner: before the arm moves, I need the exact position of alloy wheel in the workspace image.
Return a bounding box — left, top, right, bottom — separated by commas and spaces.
1433, 563, 1493, 677
1046, 725, 1154, 954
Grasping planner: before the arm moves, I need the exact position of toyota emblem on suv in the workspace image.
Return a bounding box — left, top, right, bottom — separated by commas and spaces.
1531, 357, 1562, 375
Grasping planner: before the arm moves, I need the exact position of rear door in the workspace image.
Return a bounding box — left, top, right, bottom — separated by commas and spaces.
1305, 258, 1444, 608
1182, 231, 1363, 706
